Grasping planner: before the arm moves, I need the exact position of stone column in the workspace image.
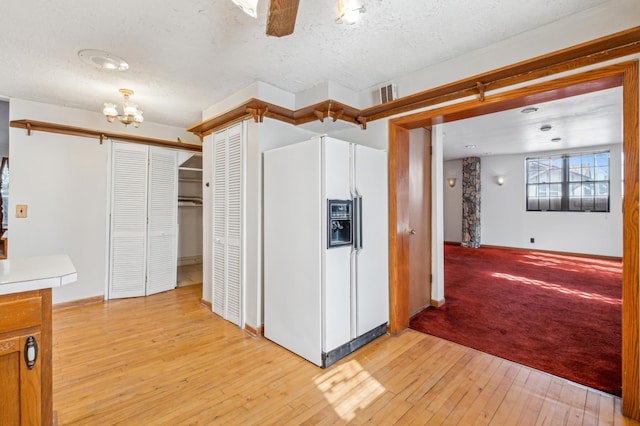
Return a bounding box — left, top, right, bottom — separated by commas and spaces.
461, 156, 481, 248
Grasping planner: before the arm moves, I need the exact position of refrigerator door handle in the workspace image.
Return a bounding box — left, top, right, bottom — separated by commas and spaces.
358, 195, 363, 250
352, 195, 363, 250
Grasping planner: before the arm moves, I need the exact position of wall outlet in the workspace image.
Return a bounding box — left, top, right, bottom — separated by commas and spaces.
16, 204, 28, 218
530, 237, 535, 243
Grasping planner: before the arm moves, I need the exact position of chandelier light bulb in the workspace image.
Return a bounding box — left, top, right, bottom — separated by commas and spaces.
103, 103, 117, 121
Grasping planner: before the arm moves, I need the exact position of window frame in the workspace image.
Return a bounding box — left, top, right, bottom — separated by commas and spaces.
525, 150, 610, 213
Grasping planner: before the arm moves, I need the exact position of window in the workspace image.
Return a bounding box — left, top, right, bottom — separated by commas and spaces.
526, 151, 609, 212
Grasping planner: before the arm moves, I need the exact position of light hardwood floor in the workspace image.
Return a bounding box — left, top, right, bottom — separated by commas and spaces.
52, 285, 637, 425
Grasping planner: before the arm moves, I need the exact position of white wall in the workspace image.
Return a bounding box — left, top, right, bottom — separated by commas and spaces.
178, 165, 203, 263
9, 98, 199, 304
443, 144, 623, 257
178, 205, 203, 261
443, 159, 463, 242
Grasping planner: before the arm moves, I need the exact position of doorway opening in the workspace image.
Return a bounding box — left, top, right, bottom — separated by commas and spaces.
388, 61, 639, 417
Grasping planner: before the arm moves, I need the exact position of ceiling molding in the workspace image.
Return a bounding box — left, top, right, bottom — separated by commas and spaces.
187, 98, 362, 140
10, 119, 202, 152
187, 25, 640, 138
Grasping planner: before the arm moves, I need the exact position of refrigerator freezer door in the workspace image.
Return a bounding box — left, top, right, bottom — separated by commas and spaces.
354, 144, 389, 336
264, 140, 323, 366
323, 138, 353, 353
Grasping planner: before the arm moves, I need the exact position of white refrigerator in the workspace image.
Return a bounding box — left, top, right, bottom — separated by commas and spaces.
263, 136, 389, 367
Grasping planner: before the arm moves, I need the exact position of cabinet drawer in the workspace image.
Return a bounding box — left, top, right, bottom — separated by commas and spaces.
0, 293, 42, 334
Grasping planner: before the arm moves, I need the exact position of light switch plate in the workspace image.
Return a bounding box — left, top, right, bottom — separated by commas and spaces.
16, 204, 28, 218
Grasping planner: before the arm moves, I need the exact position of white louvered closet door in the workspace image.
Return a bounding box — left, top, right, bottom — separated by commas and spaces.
212, 123, 243, 326
146, 147, 178, 295
109, 142, 149, 299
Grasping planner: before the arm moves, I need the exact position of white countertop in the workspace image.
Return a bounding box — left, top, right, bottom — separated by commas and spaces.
0, 255, 77, 296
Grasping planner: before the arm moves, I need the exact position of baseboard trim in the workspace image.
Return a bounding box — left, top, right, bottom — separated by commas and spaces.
53, 295, 104, 312
244, 324, 263, 337
444, 241, 621, 261
478, 244, 622, 261
200, 298, 212, 310
431, 298, 445, 307
178, 256, 203, 267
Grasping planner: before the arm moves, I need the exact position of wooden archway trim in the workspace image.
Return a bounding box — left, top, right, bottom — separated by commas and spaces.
388, 60, 639, 419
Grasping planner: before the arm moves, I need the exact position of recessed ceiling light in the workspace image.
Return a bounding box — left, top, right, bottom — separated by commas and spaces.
521, 107, 539, 113
551, 137, 562, 143
540, 124, 552, 132
78, 49, 129, 71
465, 144, 477, 149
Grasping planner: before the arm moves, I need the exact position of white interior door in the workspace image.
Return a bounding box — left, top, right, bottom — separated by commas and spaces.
146, 147, 178, 295
202, 136, 213, 303
225, 125, 242, 326
109, 142, 148, 299
212, 123, 243, 326
212, 130, 226, 317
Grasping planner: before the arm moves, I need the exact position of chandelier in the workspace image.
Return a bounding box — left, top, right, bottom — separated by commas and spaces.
103, 88, 144, 127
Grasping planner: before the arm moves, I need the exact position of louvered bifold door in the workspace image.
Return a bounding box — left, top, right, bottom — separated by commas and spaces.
211, 124, 243, 327
146, 147, 179, 295
225, 125, 242, 326
109, 142, 149, 299
212, 129, 227, 318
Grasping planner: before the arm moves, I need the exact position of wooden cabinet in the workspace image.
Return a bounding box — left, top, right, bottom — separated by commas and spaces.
0, 289, 52, 425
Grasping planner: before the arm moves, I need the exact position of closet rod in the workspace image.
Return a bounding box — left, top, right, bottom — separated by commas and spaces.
10, 119, 202, 152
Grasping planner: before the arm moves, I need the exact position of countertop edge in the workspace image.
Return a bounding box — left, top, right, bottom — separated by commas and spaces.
0, 255, 78, 296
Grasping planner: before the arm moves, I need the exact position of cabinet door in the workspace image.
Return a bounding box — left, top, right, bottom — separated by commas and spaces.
0, 333, 42, 426
109, 143, 148, 299
212, 124, 242, 327
146, 147, 178, 295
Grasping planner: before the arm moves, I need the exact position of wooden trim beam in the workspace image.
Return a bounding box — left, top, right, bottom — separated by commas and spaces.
266, 0, 300, 38
187, 98, 363, 138
10, 120, 202, 152
187, 26, 640, 137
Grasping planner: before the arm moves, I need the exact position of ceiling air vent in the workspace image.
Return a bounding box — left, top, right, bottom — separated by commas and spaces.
379, 84, 397, 104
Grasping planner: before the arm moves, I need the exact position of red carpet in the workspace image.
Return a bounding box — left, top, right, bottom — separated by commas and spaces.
410, 245, 622, 396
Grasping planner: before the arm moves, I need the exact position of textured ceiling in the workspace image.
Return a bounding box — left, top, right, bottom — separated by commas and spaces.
0, 0, 607, 129
442, 87, 623, 160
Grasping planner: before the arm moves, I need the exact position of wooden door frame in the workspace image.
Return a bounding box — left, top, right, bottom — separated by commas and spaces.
388, 61, 639, 418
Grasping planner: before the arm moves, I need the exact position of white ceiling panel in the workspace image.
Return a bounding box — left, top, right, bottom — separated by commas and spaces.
442, 87, 623, 160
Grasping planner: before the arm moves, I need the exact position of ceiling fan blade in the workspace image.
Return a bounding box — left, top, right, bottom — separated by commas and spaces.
266, 0, 300, 37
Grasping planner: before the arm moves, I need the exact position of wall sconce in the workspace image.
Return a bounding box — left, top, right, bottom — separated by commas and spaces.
496, 175, 505, 186
447, 178, 457, 188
